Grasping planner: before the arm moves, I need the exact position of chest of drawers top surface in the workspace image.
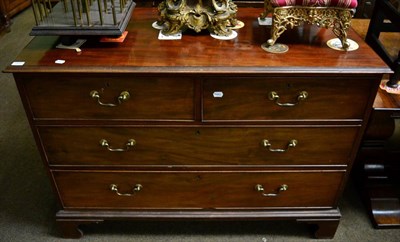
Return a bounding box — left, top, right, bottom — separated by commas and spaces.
5, 8, 390, 74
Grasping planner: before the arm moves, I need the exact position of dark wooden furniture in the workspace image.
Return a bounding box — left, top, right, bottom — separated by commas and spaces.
365, 0, 400, 87
0, 0, 30, 33
355, 0, 376, 18
354, 89, 400, 228
5, 7, 390, 239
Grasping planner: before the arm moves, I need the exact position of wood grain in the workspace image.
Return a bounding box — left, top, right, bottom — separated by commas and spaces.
5, 7, 391, 74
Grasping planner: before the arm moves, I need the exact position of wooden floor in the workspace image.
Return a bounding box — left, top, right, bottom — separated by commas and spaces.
352, 19, 399, 61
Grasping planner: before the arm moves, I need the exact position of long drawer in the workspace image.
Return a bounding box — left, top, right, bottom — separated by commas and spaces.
53, 170, 345, 209
39, 126, 358, 166
203, 76, 374, 121
20, 74, 194, 120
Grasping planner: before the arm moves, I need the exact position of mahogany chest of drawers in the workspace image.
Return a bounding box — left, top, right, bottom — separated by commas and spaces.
0, 0, 30, 32
5, 7, 391, 239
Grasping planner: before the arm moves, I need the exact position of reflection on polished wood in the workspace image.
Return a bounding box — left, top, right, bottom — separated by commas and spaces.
5, 7, 391, 239
7, 8, 391, 72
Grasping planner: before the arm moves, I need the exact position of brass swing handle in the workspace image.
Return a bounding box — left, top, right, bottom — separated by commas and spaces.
255, 184, 288, 197
90, 90, 130, 107
262, 139, 297, 153
268, 91, 308, 107
100, 139, 136, 152
110, 184, 143, 197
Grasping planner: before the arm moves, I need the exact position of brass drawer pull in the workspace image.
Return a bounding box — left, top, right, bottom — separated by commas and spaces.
262, 139, 297, 152
255, 184, 288, 197
100, 139, 136, 152
90, 90, 130, 107
110, 184, 143, 197
268, 91, 308, 107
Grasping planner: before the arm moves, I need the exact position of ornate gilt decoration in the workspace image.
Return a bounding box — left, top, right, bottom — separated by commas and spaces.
264, 6, 355, 51
157, 0, 239, 36
260, 0, 273, 20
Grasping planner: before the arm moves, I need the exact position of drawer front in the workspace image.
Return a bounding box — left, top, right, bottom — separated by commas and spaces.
203, 77, 373, 120
21, 74, 194, 120
39, 126, 358, 166
53, 170, 345, 209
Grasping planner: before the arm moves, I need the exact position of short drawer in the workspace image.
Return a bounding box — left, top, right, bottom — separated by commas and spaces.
39, 126, 358, 166
19, 74, 194, 120
203, 77, 374, 121
53, 170, 345, 209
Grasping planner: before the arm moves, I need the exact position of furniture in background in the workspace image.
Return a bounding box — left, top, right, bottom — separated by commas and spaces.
0, 0, 31, 33
354, 0, 400, 228
355, 0, 376, 18
30, 0, 136, 37
5, 6, 390, 239
365, 0, 400, 87
260, 0, 358, 53
354, 89, 400, 228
